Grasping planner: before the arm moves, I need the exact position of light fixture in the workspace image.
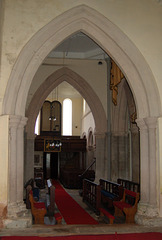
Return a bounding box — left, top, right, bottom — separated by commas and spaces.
49, 104, 56, 121
49, 89, 57, 121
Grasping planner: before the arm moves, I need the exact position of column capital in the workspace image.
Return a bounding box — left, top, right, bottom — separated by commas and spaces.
111, 131, 128, 137
136, 118, 147, 130
136, 117, 158, 130
9, 115, 21, 128
144, 117, 157, 129
18, 116, 28, 129
9, 115, 28, 129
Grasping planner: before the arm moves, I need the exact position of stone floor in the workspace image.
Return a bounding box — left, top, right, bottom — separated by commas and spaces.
0, 187, 162, 237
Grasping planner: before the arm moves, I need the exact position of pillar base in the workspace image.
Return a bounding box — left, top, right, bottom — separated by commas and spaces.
3, 211, 32, 228
7, 202, 28, 218
135, 202, 162, 226
3, 202, 32, 228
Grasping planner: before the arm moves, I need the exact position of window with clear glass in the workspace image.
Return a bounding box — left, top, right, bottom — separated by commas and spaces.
35, 112, 40, 135
63, 98, 72, 135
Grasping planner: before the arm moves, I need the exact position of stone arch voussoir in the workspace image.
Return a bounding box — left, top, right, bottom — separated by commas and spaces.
2, 5, 161, 119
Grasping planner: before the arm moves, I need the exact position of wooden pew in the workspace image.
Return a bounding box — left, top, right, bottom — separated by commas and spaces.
29, 190, 47, 224
46, 179, 55, 215
117, 178, 140, 193
25, 182, 40, 209
99, 179, 123, 208
113, 189, 139, 223
83, 179, 101, 214
99, 207, 115, 224
26, 185, 32, 209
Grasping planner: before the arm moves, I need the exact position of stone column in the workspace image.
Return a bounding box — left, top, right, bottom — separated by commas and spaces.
136, 117, 159, 225
111, 132, 119, 182
3, 115, 32, 228
8, 116, 21, 216
118, 132, 129, 180
145, 117, 158, 210
95, 132, 106, 183
136, 118, 149, 204
24, 133, 35, 185
8, 115, 28, 217
131, 124, 140, 183
16, 117, 28, 209
158, 116, 162, 217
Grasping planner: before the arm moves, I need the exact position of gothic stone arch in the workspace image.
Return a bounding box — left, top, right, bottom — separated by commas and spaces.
26, 67, 107, 137
2, 5, 162, 224
2, 5, 161, 117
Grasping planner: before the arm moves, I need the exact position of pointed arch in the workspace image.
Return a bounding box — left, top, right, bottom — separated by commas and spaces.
1, 4, 162, 224
2, 4, 161, 119
26, 67, 107, 138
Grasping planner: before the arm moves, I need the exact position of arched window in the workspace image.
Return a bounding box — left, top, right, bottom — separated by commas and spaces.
40, 100, 61, 134
88, 128, 94, 151
63, 98, 72, 136
35, 112, 40, 135
83, 99, 86, 115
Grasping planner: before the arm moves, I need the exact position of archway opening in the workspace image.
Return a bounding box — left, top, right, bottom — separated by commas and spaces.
3, 5, 161, 226
25, 32, 140, 210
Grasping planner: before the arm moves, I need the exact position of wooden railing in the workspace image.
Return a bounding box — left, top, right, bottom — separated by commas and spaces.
117, 178, 140, 193
99, 178, 123, 208
82, 179, 101, 214
78, 158, 96, 189
79, 158, 96, 179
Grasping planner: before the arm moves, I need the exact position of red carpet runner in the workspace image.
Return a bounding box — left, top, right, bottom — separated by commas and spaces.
52, 180, 98, 225
1, 233, 162, 240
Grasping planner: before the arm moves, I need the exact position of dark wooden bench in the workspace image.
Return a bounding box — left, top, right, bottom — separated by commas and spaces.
25, 179, 39, 209
113, 189, 139, 223
34, 168, 45, 189
46, 179, 55, 215
99, 179, 123, 208
117, 178, 140, 193
99, 207, 115, 224
83, 179, 101, 214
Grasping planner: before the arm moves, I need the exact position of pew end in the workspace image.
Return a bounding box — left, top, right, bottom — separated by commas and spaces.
113, 189, 139, 223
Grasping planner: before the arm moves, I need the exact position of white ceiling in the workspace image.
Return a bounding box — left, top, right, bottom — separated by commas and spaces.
48, 32, 108, 60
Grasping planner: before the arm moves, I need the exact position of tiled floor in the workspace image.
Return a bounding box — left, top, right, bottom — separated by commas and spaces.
0, 187, 162, 237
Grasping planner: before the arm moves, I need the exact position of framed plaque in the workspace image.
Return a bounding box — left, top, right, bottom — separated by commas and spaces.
44, 139, 62, 152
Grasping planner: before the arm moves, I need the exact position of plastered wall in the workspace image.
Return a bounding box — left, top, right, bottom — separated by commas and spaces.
0, 115, 9, 203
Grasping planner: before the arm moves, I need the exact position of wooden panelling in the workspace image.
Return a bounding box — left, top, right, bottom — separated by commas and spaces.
35, 136, 86, 152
